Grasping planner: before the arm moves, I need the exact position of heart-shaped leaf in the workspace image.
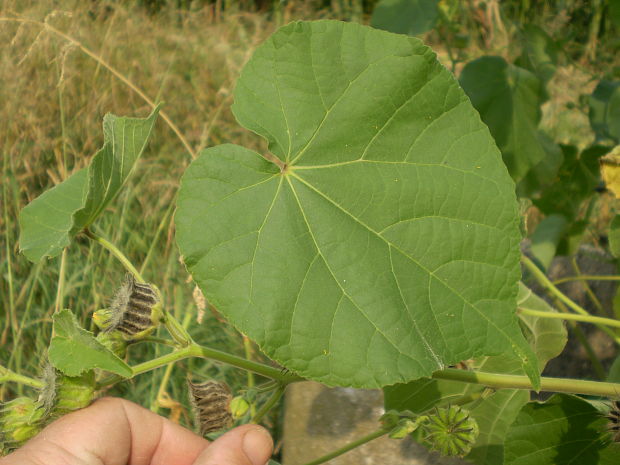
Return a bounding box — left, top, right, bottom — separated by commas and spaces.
176, 20, 538, 389
48, 309, 132, 378
19, 107, 160, 262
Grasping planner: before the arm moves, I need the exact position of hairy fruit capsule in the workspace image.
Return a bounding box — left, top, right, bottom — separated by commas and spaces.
106, 274, 162, 340
188, 379, 233, 436
422, 406, 479, 457
0, 397, 44, 452
38, 363, 96, 420
605, 400, 620, 442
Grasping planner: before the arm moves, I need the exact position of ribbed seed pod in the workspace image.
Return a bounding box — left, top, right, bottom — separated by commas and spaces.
106, 274, 162, 340
0, 397, 44, 453
606, 400, 620, 442
422, 406, 479, 457
188, 380, 233, 436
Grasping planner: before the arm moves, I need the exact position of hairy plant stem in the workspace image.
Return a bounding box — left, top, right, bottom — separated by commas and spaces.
0, 366, 43, 389
519, 307, 620, 329
54, 248, 68, 315
300, 428, 390, 465
521, 255, 620, 344
432, 368, 620, 397
84, 228, 144, 282
98, 343, 304, 389
251, 384, 285, 424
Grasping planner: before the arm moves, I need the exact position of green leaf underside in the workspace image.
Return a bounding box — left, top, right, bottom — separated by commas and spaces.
19, 107, 160, 262
460, 57, 545, 182
384, 284, 565, 464
176, 21, 538, 388
48, 310, 132, 378
505, 394, 619, 465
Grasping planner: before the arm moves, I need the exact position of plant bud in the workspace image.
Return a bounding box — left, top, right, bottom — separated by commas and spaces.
106, 274, 163, 340
380, 410, 401, 429
188, 379, 233, 436
0, 397, 43, 451
389, 418, 420, 439
422, 406, 479, 457
230, 396, 250, 419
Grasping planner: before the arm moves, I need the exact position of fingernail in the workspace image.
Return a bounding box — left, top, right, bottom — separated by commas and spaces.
242, 428, 273, 465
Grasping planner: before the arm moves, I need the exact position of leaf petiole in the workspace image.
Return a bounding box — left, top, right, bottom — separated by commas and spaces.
83, 228, 144, 282
0, 365, 44, 389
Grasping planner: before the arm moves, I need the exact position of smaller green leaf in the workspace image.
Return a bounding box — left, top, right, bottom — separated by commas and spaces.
608, 353, 620, 382
19, 106, 160, 262
48, 309, 132, 378
608, 215, 620, 258
516, 25, 558, 93
529, 214, 567, 271
505, 394, 619, 465
589, 80, 620, 143
517, 283, 567, 370
460, 56, 545, 182
371, 0, 438, 36
516, 131, 563, 198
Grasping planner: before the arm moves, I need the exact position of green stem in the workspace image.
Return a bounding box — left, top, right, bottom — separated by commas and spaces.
98, 343, 305, 389
519, 307, 620, 329
571, 257, 605, 316
552, 275, 620, 285
0, 366, 43, 389
521, 255, 620, 343
432, 368, 620, 397
301, 428, 390, 465
251, 384, 285, 424
84, 228, 144, 282
244, 335, 257, 417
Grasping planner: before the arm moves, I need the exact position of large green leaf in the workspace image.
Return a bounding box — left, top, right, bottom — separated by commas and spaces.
504, 394, 619, 465
176, 20, 538, 389
589, 80, 620, 143
371, 0, 439, 36
19, 107, 160, 262
48, 310, 132, 378
460, 56, 545, 182
384, 283, 566, 464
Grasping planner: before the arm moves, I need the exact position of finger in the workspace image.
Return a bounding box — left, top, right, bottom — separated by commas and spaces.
193, 424, 273, 465
0, 397, 210, 465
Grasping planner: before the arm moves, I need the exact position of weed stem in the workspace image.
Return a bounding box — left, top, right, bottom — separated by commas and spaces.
300, 428, 390, 465
251, 383, 285, 424
84, 228, 145, 282
0, 365, 43, 389
521, 255, 620, 344
518, 307, 620, 329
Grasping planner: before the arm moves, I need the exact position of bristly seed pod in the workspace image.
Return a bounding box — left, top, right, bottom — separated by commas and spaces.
0, 397, 44, 453
606, 400, 620, 442
422, 405, 479, 457
106, 274, 162, 339
188, 380, 233, 436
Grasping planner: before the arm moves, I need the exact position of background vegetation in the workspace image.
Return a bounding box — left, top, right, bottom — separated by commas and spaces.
1, 0, 619, 456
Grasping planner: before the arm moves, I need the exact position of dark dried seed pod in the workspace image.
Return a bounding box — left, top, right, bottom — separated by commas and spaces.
188, 380, 233, 436
606, 400, 620, 443
107, 274, 161, 338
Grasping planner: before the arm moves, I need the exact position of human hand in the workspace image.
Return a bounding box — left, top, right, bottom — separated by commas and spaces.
0, 397, 273, 465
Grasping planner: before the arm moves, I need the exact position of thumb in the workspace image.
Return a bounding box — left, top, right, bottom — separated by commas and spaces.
194, 425, 273, 465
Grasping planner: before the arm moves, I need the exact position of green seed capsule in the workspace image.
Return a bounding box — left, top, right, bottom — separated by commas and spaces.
0, 397, 44, 452
38, 363, 96, 420
188, 379, 233, 436
422, 406, 479, 457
